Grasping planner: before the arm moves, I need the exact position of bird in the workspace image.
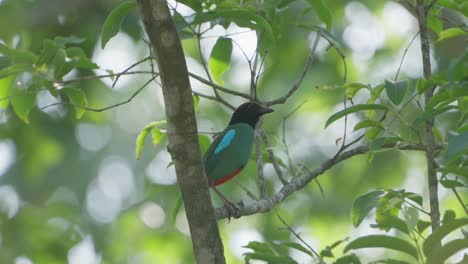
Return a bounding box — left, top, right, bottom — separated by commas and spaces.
203, 102, 274, 215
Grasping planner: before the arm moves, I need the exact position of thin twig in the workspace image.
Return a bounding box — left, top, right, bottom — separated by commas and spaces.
189, 72, 251, 99
42, 75, 158, 112
451, 187, 468, 215
112, 56, 154, 88
264, 32, 321, 106
56, 70, 154, 86
395, 31, 420, 81
273, 208, 324, 263
259, 129, 288, 185
234, 178, 259, 201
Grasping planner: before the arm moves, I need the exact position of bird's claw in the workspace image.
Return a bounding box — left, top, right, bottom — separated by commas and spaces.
224, 200, 243, 222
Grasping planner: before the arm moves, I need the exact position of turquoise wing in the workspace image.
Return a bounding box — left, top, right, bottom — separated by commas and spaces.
203, 123, 254, 182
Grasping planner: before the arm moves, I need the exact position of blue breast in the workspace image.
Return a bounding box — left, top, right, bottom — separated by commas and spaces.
214, 130, 236, 154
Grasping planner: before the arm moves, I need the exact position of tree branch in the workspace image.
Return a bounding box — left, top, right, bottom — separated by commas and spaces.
137, 1, 226, 263
215, 143, 430, 219
416, 0, 440, 231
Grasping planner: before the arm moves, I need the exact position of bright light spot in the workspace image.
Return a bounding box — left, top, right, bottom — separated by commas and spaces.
139, 202, 166, 229
15, 72, 33, 90
228, 228, 264, 259
0, 185, 21, 218
36, 90, 66, 118
343, 2, 385, 61
92, 33, 146, 90
86, 183, 121, 223
175, 211, 190, 236
308, 32, 330, 56
57, 14, 66, 25
75, 123, 111, 152
146, 151, 177, 185
97, 157, 135, 201
382, 2, 416, 37
15, 256, 33, 264
0, 139, 15, 176
67, 236, 101, 264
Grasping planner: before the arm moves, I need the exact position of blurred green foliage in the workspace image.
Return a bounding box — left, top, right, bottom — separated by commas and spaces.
0, 0, 466, 263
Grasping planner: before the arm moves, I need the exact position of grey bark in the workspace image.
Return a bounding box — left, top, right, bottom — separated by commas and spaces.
137, 1, 226, 263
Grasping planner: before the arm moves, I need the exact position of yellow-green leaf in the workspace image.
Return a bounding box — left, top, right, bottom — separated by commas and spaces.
209, 37, 232, 85
11, 86, 35, 124
0, 76, 15, 109
438, 28, 467, 42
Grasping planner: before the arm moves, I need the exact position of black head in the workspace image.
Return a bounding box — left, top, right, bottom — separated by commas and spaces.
229, 102, 274, 128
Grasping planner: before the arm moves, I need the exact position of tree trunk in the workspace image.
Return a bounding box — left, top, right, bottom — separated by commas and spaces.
137, 1, 226, 263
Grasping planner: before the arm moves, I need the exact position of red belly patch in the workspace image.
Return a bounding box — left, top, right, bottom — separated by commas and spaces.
210, 166, 244, 187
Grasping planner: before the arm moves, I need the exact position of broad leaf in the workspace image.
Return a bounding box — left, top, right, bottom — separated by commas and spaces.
0, 64, 33, 79
135, 120, 167, 159
0, 76, 15, 109
62, 87, 88, 119
11, 85, 36, 124
54, 35, 85, 46
306, 0, 333, 30
412, 105, 459, 127
385, 80, 407, 106
325, 104, 387, 128
444, 132, 468, 164
353, 120, 382, 131
101, 1, 137, 49
423, 218, 468, 257
344, 235, 418, 258
426, 238, 468, 264
440, 178, 466, 188
0, 43, 37, 63
333, 254, 361, 264
345, 83, 368, 99
209, 37, 232, 85
351, 190, 384, 227
438, 28, 467, 42
280, 242, 314, 257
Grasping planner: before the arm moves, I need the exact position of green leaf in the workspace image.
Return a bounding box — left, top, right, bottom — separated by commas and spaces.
438, 28, 467, 42
11, 86, 36, 124
345, 83, 368, 99
280, 242, 314, 257
0, 64, 33, 79
209, 37, 233, 85
427, 14, 443, 36
325, 104, 387, 128
198, 134, 211, 155
385, 80, 407, 106
351, 190, 384, 227
320, 238, 347, 258
440, 178, 466, 188
444, 132, 468, 164
372, 214, 409, 234
61, 87, 88, 119
333, 254, 361, 264
0, 43, 37, 63
344, 235, 418, 258
427, 87, 468, 109
417, 220, 431, 233
0, 76, 15, 109
101, 1, 137, 49
423, 218, 468, 257
216, 10, 274, 42
371, 259, 409, 264
135, 120, 167, 159
404, 192, 423, 207
176, 0, 202, 11
66, 47, 98, 69
37, 39, 59, 66
306, 0, 333, 30
151, 128, 164, 146
244, 252, 297, 264
353, 120, 382, 131
440, 166, 468, 178
52, 48, 68, 79
412, 105, 459, 127
426, 238, 468, 264
368, 84, 385, 104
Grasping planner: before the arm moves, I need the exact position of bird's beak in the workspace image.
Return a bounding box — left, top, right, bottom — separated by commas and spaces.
260, 107, 274, 115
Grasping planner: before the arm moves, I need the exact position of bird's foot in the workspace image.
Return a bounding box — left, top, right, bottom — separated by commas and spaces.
224, 200, 243, 222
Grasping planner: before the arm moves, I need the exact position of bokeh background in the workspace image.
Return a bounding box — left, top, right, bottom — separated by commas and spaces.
0, 0, 466, 263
